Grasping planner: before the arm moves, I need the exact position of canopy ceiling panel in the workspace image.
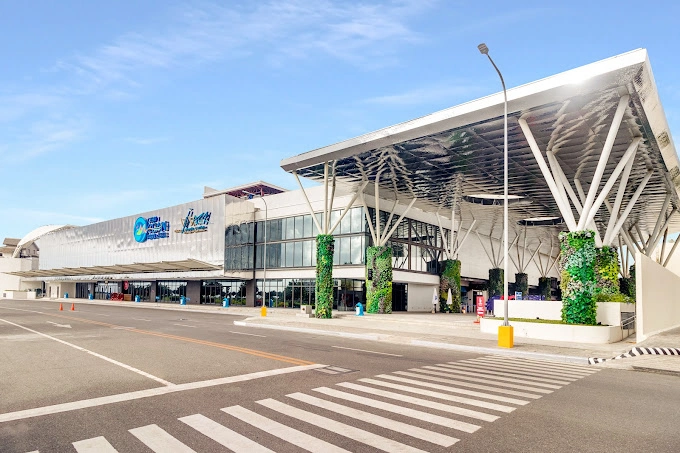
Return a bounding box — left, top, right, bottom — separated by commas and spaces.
281, 49, 678, 247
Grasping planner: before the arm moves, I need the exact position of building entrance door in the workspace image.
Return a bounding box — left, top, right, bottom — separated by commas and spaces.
392, 283, 407, 311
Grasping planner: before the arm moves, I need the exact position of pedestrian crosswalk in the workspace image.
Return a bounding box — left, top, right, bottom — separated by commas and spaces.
49, 355, 599, 453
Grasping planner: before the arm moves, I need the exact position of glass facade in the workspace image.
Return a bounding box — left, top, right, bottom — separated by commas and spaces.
128, 281, 152, 302
94, 282, 120, 300
157, 281, 187, 303
255, 278, 364, 311
201, 280, 247, 305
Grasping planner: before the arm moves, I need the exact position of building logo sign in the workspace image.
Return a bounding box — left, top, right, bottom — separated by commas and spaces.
133, 216, 170, 243
176, 209, 211, 235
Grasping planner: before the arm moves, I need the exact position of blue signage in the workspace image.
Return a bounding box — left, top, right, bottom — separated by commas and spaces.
133, 216, 170, 243
176, 209, 211, 235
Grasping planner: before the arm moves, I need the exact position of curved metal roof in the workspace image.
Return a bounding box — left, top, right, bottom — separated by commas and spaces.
280, 49, 678, 246
13, 224, 75, 258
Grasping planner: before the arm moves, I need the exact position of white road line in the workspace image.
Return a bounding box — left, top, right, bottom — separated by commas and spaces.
73, 436, 119, 452
437, 363, 573, 385
474, 356, 598, 374
336, 382, 499, 422
222, 405, 350, 453
394, 370, 542, 399
463, 358, 592, 379
129, 424, 196, 452
180, 413, 274, 453
0, 364, 324, 423
0, 317, 173, 386
173, 324, 196, 328
414, 367, 553, 394
290, 392, 458, 446
359, 378, 515, 413
228, 331, 267, 338
456, 361, 582, 382
374, 374, 529, 405
258, 398, 429, 453
423, 366, 561, 389
311, 387, 479, 433
132, 318, 151, 322
331, 346, 403, 357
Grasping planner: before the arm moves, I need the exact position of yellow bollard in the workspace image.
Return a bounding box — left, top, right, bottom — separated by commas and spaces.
498, 325, 514, 348
261, 305, 267, 317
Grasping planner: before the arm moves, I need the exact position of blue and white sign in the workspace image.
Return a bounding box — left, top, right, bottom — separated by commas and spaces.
133, 216, 170, 243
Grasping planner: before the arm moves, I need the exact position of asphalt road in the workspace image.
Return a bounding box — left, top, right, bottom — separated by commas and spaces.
1, 299, 678, 453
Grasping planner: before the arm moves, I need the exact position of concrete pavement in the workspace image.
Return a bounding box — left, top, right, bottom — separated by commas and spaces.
20, 297, 680, 372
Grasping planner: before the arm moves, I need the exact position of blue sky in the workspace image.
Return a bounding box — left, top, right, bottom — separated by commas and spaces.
2, 0, 679, 239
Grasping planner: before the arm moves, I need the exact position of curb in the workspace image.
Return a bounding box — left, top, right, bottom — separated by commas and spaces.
233, 321, 590, 364
588, 347, 680, 364
29, 299, 262, 317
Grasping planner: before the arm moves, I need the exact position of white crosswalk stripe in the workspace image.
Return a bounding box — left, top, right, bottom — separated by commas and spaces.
288, 391, 460, 446
222, 405, 349, 453
258, 398, 430, 453
72, 436, 119, 453
58, 355, 598, 453
129, 424, 196, 453
179, 413, 274, 452
394, 370, 543, 399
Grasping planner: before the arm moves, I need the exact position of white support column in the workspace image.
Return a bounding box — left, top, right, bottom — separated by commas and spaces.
500, 236, 519, 266
359, 192, 378, 245
435, 212, 450, 260
379, 198, 417, 246
578, 95, 630, 230
647, 193, 672, 252
547, 253, 560, 275
380, 199, 400, 245
323, 162, 329, 234
660, 227, 669, 264
525, 241, 542, 273
648, 208, 677, 256
608, 170, 654, 243
293, 171, 324, 234
663, 236, 680, 267
375, 170, 383, 243
634, 223, 647, 253
328, 181, 369, 235
454, 219, 477, 258
476, 231, 496, 267
581, 137, 641, 232
450, 205, 456, 258
603, 144, 637, 245
327, 162, 337, 233
519, 118, 578, 230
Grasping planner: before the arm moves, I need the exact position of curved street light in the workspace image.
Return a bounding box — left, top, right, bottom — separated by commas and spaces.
478, 43, 512, 346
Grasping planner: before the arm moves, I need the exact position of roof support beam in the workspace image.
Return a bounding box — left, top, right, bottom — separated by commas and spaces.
647, 193, 672, 253
293, 171, 323, 234
455, 218, 477, 259
608, 170, 654, 244
663, 235, 680, 267
603, 143, 637, 245
578, 95, 630, 230
648, 208, 677, 256
378, 198, 417, 246
359, 192, 378, 245
518, 118, 577, 230
660, 227, 669, 265
329, 181, 369, 235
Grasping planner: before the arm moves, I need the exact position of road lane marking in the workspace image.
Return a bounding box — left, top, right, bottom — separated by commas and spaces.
0, 318, 173, 386
422, 366, 561, 389
222, 405, 349, 453
129, 424, 196, 452
73, 436, 119, 452
463, 357, 593, 378
331, 346, 402, 357
336, 382, 499, 422
289, 392, 459, 446
133, 318, 151, 322
471, 356, 598, 374
414, 367, 553, 394
0, 306, 314, 366
181, 413, 276, 453
228, 331, 266, 337
310, 387, 479, 433
359, 378, 515, 413
0, 364, 324, 423
173, 324, 196, 328
433, 364, 572, 385
46, 321, 71, 328
258, 398, 430, 453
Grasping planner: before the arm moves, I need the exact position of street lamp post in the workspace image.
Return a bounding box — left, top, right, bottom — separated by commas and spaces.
478, 43, 513, 347
245, 191, 268, 309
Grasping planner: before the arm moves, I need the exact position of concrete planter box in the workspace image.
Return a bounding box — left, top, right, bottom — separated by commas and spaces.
2, 290, 36, 300
480, 317, 624, 344
493, 300, 635, 327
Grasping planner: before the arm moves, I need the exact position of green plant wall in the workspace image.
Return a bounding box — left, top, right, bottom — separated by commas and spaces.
620, 264, 636, 299
440, 259, 461, 313
488, 268, 503, 298
315, 234, 334, 319
559, 231, 597, 325
366, 245, 393, 314
595, 246, 620, 295
515, 273, 528, 298
538, 277, 552, 300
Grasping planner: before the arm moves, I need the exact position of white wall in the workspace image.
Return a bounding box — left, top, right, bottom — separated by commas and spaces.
0, 256, 40, 292
636, 251, 680, 342
407, 283, 438, 312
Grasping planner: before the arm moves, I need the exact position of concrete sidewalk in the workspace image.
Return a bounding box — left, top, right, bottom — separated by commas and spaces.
11, 297, 679, 372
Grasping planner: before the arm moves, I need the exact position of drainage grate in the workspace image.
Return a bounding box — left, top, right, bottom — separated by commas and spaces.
315, 366, 356, 375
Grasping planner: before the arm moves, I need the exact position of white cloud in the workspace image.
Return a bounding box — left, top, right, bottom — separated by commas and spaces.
361, 83, 484, 106
2, 118, 87, 162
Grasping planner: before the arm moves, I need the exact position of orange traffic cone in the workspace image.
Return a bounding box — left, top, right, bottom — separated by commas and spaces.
59, 303, 63, 311
71, 303, 75, 311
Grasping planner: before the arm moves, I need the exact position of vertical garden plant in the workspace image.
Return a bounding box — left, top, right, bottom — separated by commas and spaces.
440, 259, 461, 312
559, 230, 597, 325
315, 234, 334, 318
366, 245, 393, 313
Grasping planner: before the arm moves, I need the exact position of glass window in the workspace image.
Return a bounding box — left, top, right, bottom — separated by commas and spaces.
340, 210, 351, 234
270, 219, 282, 241
284, 217, 295, 240
303, 240, 312, 267
330, 210, 340, 231
312, 240, 317, 267
285, 242, 294, 267
293, 241, 303, 267
339, 236, 350, 265
294, 216, 304, 239
350, 207, 363, 233
303, 215, 312, 238
351, 236, 363, 264
333, 238, 340, 265
315, 213, 323, 234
